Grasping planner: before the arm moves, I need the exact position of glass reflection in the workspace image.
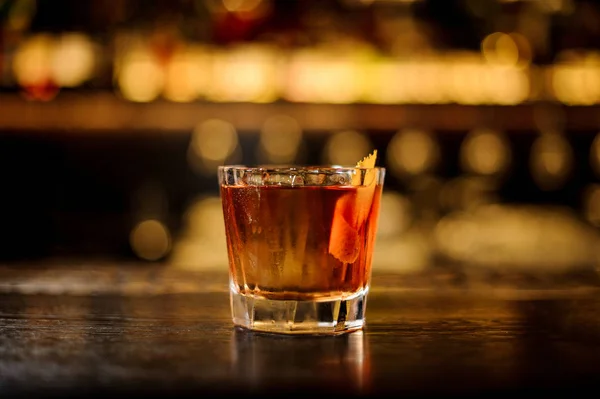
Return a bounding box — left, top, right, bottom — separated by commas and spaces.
230, 329, 371, 394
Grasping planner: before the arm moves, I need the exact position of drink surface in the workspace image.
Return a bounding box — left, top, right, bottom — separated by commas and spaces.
221, 184, 382, 300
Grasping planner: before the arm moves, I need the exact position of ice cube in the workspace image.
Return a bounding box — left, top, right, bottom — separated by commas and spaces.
264, 173, 304, 187
328, 171, 353, 186
241, 172, 265, 186
290, 175, 304, 186
304, 173, 326, 186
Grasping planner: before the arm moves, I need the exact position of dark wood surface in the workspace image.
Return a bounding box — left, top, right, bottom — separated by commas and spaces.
1, 266, 600, 398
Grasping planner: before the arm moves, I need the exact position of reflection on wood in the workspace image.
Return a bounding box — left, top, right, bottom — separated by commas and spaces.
0, 271, 599, 396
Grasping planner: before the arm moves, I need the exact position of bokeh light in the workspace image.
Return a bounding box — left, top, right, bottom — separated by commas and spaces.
130, 219, 171, 261
207, 45, 280, 103
551, 52, 600, 105
530, 132, 573, 191
377, 191, 412, 239
222, 0, 264, 13
365, 52, 531, 105
439, 176, 499, 212
387, 129, 440, 178
257, 115, 303, 164
434, 205, 598, 273
285, 48, 368, 104
365, 59, 448, 104
434, 210, 479, 262
169, 196, 229, 270
448, 53, 494, 105
4, 0, 600, 283
552, 64, 600, 105
324, 130, 372, 166
188, 119, 241, 175
365, 61, 415, 104
51, 33, 96, 88
485, 66, 530, 105
372, 189, 431, 274
460, 128, 512, 176
163, 46, 211, 102
481, 32, 531, 68
12, 33, 55, 87
116, 48, 164, 102
535, 0, 575, 13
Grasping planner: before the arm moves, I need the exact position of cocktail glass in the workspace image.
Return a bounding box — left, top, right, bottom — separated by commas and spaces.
218, 165, 385, 335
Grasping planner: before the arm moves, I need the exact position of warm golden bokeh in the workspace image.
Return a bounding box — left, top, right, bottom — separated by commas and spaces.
1, 0, 599, 288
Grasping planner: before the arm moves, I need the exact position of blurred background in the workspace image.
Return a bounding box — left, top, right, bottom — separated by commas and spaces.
1, 0, 600, 289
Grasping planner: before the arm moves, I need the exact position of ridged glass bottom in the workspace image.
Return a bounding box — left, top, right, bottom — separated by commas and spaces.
230, 288, 368, 335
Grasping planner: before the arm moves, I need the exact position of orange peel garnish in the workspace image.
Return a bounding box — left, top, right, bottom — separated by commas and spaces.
328, 213, 360, 264
352, 150, 377, 185
357, 150, 377, 168
329, 150, 378, 263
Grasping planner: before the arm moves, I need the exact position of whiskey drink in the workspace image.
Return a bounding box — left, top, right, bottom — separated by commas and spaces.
222, 184, 382, 299
219, 165, 385, 335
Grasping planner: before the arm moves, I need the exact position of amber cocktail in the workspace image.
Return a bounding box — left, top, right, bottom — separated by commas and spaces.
219, 163, 385, 335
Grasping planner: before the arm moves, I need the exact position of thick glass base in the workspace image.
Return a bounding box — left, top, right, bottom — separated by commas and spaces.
230, 288, 368, 336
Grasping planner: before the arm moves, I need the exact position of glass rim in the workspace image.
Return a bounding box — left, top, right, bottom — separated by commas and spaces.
218, 164, 386, 172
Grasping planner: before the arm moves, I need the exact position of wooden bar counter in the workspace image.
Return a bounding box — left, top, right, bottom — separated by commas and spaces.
0, 264, 599, 398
